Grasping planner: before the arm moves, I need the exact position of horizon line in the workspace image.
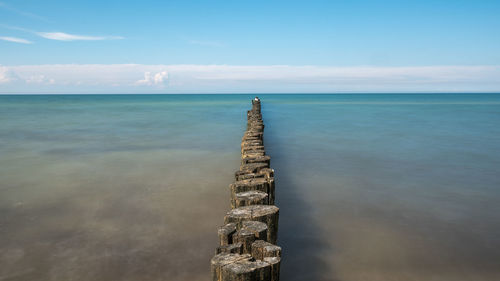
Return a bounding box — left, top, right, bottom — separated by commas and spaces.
2, 92, 500, 95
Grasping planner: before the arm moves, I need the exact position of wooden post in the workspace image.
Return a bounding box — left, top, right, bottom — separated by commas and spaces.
242, 221, 268, 241
211, 97, 281, 280
251, 240, 281, 260
231, 190, 269, 208
263, 257, 281, 281
230, 178, 272, 200
232, 229, 256, 254
211, 253, 252, 281
216, 243, 243, 255
224, 205, 279, 244
218, 223, 237, 246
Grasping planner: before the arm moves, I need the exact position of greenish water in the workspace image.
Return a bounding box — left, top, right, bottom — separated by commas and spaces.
1, 94, 500, 281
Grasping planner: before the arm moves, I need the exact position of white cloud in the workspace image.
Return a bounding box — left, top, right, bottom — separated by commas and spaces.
0, 36, 32, 44
154, 71, 168, 84
135, 71, 168, 86
25, 74, 55, 84
36, 32, 123, 41
1, 64, 500, 93
0, 66, 17, 84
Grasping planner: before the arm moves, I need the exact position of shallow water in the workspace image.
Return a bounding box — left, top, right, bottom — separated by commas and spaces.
1, 94, 500, 281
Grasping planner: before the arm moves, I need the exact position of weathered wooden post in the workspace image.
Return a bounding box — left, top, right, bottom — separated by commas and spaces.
211, 97, 281, 281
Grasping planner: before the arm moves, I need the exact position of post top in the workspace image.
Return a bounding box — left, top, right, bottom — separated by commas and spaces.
253, 97, 260, 101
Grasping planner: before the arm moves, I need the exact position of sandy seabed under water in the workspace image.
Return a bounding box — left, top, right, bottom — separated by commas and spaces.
1, 94, 500, 281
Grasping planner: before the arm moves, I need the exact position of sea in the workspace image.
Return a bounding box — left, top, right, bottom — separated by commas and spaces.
1, 94, 499, 281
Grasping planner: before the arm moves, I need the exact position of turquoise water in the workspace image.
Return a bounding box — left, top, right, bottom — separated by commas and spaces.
1, 94, 500, 281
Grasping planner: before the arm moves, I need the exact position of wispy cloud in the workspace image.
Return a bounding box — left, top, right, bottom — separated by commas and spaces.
0, 25, 123, 42
188, 40, 224, 47
0, 36, 32, 44
1, 64, 500, 93
0, 2, 50, 22
36, 32, 123, 41
0, 24, 32, 32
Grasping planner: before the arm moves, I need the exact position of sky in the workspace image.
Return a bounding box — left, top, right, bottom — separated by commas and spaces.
1, 0, 500, 93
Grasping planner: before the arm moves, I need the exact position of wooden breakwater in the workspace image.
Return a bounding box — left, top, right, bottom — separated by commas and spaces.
211, 97, 281, 281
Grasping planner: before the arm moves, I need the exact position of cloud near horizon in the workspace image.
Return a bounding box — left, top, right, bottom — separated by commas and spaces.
0, 66, 18, 84
135, 71, 168, 86
1, 64, 500, 93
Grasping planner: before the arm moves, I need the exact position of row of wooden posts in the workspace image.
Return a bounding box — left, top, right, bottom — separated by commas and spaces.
211, 98, 281, 281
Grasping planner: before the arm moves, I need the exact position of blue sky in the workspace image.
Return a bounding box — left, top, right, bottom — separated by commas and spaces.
1, 0, 500, 93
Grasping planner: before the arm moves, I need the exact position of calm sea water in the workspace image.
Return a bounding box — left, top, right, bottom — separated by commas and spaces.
1, 94, 499, 281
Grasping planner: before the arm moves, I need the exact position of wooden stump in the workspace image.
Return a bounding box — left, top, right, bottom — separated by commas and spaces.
242, 155, 271, 166
248, 125, 264, 131
237, 163, 269, 175
242, 137, 263, 143
218, 223, 237, 246
224, 205, 279, 244
244, 132, 263, 139
221, 260, 270, 281
235, 168, 274, 181
242, 151, 266, 158
251, 240, 281, 260
246, 128, 264, 134
263, 257, 281, 281
242, 221, 268, 241
216, 243, 243, 254
211, 253, 252, 281
241, 145, 265, 153
231, 190, 269, 208
230, 178, 270, 197
242, 140, 263, 147
232, 229, 256, 254
230, 177, 274, 204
